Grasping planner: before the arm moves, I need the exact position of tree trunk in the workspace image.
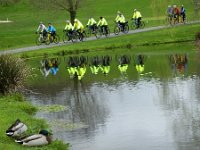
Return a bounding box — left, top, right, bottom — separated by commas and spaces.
70, 10, 76, 25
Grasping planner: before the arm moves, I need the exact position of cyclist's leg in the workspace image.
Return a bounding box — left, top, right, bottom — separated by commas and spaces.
104, 25, 108, 34
138, 17, 142, 28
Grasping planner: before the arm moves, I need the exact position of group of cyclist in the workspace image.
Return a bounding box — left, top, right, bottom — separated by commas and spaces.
167, 4, 186, 24
35, 4, 186, 44
35, 8, 143, 43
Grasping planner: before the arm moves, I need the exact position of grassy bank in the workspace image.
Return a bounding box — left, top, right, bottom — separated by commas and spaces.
0, 94, 69, 150
0, 0, 199, 50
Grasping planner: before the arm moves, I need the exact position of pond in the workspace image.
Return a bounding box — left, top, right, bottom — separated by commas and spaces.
26, 50, 200, 150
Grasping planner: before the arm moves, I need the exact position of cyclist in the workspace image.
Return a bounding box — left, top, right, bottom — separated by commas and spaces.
97, 16, 108, 34
172, 5, 180, 24
180, 5, 186, 23
115, 11, 126, 31
64, 20, 74, 40
73, 18, 84, 34
36, 22, 47, 39
132, 9, 142, 28
86, 17, 97, 33
166, 5, 173, 24
47, 23, 56, 40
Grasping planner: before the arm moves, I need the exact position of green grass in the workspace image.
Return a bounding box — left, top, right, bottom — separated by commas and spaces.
0, 93, 69, 150
0, 0, 199, 50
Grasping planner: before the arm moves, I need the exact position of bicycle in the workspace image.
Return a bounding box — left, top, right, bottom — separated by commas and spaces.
166, 14, 173, 25
62, 30, 79, 43
98, 26, 110, 37
46, 32, 60, 45
73, 30, 87, 42
130, 19, 145, 29
35, 32, 49, 46
85, 25, 100, 38
114, 21, 129, 35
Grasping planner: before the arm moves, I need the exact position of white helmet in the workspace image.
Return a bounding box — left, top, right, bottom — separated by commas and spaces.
134, 9, 137, 12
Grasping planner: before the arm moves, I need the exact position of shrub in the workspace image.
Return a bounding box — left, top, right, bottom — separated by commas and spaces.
0, 54, 31, 95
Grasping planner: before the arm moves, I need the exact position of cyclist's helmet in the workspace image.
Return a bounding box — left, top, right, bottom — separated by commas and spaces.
100, 16, 103, 19
74, 19, 78, 22
66, 20, 70, 23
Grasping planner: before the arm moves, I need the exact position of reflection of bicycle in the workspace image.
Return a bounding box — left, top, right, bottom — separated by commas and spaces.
114, 21, 129, 35
35, 32, 49, 45
98, 26, 110, 37
131, 19, 145, 29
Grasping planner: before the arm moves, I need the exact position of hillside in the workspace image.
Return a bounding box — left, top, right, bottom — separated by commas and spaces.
0, 0, 198, 50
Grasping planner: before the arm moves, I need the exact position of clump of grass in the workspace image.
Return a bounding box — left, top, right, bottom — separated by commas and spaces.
0, 54, 31, 95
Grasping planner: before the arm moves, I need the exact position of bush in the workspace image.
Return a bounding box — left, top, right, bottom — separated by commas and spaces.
0, 54, 31, 95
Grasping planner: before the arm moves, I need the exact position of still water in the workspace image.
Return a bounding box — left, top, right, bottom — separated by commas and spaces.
26, 52, 200, 150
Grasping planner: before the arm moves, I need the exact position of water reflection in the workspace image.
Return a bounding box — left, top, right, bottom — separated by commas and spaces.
117, 55, 130, 75
135, 54, 145, 74
39, 57, 60, 77
65, 56, 87, 80
26, 52, 200, 150
169, 54, 188, 76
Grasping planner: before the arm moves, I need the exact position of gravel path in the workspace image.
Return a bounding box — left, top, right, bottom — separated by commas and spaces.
0, 21, 199, 55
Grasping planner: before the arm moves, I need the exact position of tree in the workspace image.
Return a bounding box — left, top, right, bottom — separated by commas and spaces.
31, 0, 84, 24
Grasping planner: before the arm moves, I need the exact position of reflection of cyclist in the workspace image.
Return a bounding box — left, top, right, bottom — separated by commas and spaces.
86, 17, 97, 32
36, 22, 47, 38
115, 11, 126, 31
97, 16, 108, 34
90, 56, 101, 74
47, 23, 56, 40
132, 9, 142, 28
100, 55, 111, 74
50, 58, 60, 75
135, 55, 144, 73
118, 55, 130, 74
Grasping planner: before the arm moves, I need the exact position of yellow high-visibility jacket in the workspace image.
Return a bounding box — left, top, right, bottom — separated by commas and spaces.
64, 23, 74, 31
97, 18, 108, 26
132, 11, 142, 19
87, 18, 97, 26
115, 14, 126, 23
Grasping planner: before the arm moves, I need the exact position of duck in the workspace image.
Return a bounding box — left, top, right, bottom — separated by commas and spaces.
6, 119, 28, 137
15, 129, 52, 147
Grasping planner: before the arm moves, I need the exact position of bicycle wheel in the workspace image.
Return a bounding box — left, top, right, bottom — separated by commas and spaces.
130, 20, 136, 30
54, 35, 60, 44
114, 26, 120, 35
71, 32, 78, 43
94, 28, 101, 38
123, 24, 129, 34
35, 36, 42, 46
79, 32, 86, 42
105, 27, 110, 37
85, 28, 91, 38
62, 33, 69, 43
140, 21, 145, 29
